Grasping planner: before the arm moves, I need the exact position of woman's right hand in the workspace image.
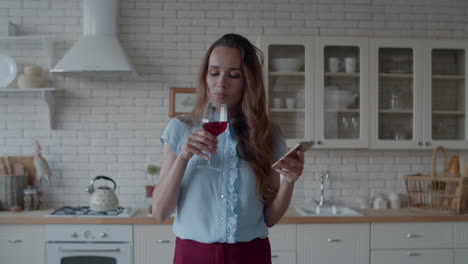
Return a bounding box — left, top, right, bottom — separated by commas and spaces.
180, 129, 218, 160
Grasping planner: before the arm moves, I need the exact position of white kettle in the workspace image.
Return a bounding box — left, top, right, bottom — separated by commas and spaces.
86, 176, 119, 211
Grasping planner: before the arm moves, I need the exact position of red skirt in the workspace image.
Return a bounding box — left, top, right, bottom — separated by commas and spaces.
174, 237, 272, 264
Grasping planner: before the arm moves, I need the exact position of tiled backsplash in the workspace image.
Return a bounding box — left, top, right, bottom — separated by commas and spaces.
0, 0, 467, 209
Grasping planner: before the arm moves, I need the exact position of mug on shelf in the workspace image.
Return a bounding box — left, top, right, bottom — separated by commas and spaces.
328, 57, 341, 73
285, 98, 297, 109
272, 98, 284, 108
344, 57, 357, 73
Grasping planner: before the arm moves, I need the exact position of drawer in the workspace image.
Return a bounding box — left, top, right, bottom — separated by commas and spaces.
271, 250, 296, 264
0, 225, 44, 263
455, 249, 468, 264
269, 224, 296, 251
454, 222, 468, 248
371, 249, 453, 264
371, 223, 453, 249
134, 225, 175, 264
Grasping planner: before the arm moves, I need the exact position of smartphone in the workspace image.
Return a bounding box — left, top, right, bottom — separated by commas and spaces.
271, 141, 313, 169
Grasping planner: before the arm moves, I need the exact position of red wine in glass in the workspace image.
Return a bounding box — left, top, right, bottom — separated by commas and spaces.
202, 121, 228, 136
196, 102, 227, 170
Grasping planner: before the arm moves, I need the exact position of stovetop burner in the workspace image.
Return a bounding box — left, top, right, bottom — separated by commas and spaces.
49, 206, 137, 217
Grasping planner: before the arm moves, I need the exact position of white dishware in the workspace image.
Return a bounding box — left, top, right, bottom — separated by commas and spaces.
344, 57, 357, 73
285, 98, 297, 109
373, 194, 388, 210
17, 65, 44, 88
272, 98, 283, 108
328, 57, 341, 73
272, 57, 304, 72
388, 192, 401, 208
324, 86, 356, 109
0, 54, 17, 89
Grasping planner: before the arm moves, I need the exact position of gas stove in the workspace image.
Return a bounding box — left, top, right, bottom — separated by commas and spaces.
48, 206, 137, 217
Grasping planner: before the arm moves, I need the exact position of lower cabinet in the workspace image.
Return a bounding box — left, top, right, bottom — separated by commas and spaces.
269, 224, 297, 264
371, 249, 453, 264
297, 224, 370, 264
0, 225, 44, 264
134, 225, 176, 264
371, 222, 454, 264
454, 222, 468, 264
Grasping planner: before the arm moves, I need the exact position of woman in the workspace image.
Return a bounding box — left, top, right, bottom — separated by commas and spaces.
153, 33, 304, 264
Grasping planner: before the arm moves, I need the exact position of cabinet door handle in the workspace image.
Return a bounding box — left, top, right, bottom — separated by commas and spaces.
406, 234, 420, 238
425, 142, 430, 146
418, 141, 422, 146
327, 238, 341, 242
271, 255, 279, 258
317, 140, 322, 145
8, 239, 22, 243
157, 239, 171, 243
407, 252, 421, 256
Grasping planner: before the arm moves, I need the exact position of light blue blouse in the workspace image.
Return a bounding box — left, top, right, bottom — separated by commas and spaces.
160, 117, 287, 244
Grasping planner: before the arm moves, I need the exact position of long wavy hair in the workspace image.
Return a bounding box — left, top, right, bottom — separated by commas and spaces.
188, 33, 278, 204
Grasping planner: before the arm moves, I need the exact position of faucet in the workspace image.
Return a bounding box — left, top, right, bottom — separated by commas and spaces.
314, 170, 332, 207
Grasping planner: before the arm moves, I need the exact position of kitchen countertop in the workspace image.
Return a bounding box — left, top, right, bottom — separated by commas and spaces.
1, 207, 468, 225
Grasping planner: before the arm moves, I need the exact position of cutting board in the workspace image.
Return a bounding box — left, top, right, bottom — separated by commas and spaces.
5, 156, 35, 186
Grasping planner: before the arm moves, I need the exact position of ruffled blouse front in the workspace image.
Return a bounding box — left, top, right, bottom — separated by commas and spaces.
160, 118, 286, 244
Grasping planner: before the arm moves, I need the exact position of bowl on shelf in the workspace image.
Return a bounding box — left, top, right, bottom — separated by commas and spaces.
325, 86, 356, 109
271, 57, 304, 72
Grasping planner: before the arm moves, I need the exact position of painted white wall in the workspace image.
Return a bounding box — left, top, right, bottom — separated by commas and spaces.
0, 0, 467, 209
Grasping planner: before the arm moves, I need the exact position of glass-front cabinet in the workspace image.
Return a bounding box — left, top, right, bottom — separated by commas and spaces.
423, 40, 468, 149
314, 37, 369, 148
259, 36, 468, 149
370, 39, 423, 149
258, 36, 313, 146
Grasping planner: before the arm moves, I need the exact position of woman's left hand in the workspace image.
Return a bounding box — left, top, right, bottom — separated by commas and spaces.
274, 150, 305, 183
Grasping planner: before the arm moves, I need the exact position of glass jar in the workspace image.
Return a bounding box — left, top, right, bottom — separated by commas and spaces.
23, 186, 38, 211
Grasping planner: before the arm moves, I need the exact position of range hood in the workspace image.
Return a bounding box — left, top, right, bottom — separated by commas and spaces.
50, 0, 133, 72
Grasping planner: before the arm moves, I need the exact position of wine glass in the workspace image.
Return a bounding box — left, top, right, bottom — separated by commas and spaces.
196, 101, 228, 170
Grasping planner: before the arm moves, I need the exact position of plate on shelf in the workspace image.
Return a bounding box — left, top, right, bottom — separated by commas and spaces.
0, 54, 17, 88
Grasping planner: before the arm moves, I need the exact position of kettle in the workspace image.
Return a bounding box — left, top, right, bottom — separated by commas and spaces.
86, 176, 119, 211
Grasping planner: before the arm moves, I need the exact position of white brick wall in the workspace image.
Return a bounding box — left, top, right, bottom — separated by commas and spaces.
0, 0, 467, 209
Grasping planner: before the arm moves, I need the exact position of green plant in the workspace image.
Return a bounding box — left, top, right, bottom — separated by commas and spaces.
146, 164, 160, 176
143, 164, 160, 186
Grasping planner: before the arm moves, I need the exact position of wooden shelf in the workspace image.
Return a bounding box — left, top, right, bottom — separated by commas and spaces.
269, 72, 305, 76
270, 108, 305, 113
379, 73, 413, 79
379, 109, 413, 114
324, 72, 360, 78
432, 75, 465, 80
432, 110, 465, 115
325, 109, 360, 113
0, 88, 56, 129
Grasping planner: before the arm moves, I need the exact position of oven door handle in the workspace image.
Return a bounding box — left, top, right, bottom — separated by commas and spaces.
58, 247, 121, 253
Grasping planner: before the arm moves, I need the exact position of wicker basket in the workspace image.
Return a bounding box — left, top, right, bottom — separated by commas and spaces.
403, 146, 468, 213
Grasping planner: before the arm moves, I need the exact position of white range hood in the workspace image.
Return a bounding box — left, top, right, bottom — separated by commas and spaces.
50, 0, 133, 73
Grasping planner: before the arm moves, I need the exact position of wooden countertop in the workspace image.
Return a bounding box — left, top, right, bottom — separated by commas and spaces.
1, 207, 467, 225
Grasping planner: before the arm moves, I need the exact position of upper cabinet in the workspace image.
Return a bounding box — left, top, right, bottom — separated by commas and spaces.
314, 37, 369, 148
369, 39, 423, 149
370, 39, 468, 149
259, 36, 468, 149
258, 36, 314, 147
422, 40, 468, 149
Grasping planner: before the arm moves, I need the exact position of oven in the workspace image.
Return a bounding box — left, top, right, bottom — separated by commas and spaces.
45, 225, 132, 264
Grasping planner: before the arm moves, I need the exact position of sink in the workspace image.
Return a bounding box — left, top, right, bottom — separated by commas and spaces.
295, 206, 363, 216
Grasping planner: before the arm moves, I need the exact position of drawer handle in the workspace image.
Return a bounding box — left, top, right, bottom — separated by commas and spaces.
327, 238, 341, 242
157, 239, 171, 243
407, 252, 421, 256
406, 234, 420, 238
271, 255, 279, 258
8, 240, 22, 243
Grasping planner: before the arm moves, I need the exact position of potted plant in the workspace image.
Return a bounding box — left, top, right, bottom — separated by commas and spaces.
143, 164, 160, 197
